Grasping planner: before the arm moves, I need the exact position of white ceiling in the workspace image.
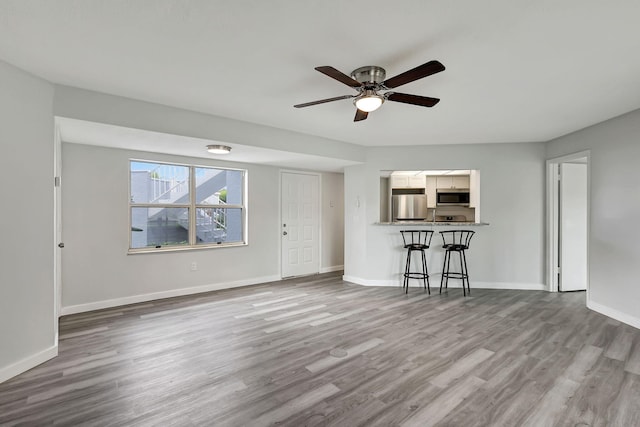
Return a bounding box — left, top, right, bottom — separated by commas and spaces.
2, 0, 640, 151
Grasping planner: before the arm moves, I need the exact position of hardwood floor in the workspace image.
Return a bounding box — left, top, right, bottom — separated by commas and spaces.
1, 272, 640, 426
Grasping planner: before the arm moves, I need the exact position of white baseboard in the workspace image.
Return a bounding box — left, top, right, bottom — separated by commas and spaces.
0, 345, 58, 384
472, 281, 546, 291
342, 276, 398, 287
342, 275, 545, 291
320, 265, 344, 274
60, 275, 281, 316
587, 299, 640, 330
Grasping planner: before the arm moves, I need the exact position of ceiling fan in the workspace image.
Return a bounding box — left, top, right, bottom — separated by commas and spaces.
294, 60, 445, 122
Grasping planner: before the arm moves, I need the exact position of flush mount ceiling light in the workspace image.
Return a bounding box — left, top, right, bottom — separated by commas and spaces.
354, 89, 384, 112
206, 144, 232, 154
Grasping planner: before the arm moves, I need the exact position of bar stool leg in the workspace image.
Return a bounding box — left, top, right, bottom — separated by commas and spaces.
421, 249, 430, 294
462, 249, 470, 295
440, 250, 448, 294
439, 250, 445, 293
458, 251, 466, 297
404, 248, 411, 294
445, 249, 452, 290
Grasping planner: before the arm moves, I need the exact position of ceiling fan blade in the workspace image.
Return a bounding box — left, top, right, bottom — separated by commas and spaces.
383, 60, 445, 89
354, 109, 368, 122
315, 66, 362, 88
386, 92, 440, 107
294, 94, 354, 108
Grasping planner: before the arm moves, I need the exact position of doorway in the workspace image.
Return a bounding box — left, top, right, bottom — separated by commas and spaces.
280, 171, 320, 278
54, 120, 62, 339
547, 152, 589, 292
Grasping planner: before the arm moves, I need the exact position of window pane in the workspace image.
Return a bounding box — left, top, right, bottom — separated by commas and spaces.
131, 207, 189, 248
195, 208, 243, 244
130, 161, 190, 204
195, 168, 243, 205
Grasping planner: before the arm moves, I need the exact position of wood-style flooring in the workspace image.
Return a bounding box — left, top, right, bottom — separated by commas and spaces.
1, 272, 640, 426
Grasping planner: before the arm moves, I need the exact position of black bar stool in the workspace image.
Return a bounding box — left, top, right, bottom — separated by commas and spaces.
439, 230, 475, 296
400, 230, 434, 294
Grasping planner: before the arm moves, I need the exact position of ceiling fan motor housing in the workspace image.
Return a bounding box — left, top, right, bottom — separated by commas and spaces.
351, 66, 386, 86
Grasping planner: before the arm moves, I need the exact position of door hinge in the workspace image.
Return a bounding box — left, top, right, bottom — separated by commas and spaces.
54, 176, 61, 187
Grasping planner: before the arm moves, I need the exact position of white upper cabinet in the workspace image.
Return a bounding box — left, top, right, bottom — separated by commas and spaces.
436, 176, 453, 189
408, 176, 425, 188
436, 175, 470, 189
390, 175, 408, 188
390, 175, 425, 189
453, 175, 470, 189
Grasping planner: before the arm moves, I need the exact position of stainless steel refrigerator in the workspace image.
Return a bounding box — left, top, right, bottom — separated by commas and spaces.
392, 194, 428, 221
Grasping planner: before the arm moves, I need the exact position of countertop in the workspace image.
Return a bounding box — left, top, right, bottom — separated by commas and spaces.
375, 221, 489, 226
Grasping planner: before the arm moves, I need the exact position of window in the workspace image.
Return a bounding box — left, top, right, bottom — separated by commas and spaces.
129, 160, 246, 251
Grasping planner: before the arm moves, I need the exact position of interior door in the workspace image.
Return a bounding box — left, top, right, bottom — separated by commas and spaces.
559, 162, 587, 291
281, 172, 320, 278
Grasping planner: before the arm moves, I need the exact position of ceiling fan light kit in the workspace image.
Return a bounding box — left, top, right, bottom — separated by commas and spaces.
354, 89, 384, 112
294, 60, 445, 122
206, 144, 232, 154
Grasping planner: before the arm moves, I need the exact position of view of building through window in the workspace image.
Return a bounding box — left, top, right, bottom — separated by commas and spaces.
129, 161, 246, 250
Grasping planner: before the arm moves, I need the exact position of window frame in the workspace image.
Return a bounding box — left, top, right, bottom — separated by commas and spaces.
128, 158, 248, 253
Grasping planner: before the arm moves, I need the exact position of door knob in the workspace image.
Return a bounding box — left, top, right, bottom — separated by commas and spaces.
283, 231, 288, 236
58, 243, 65, 248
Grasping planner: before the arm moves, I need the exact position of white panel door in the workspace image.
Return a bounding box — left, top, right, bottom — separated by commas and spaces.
281, 172, 320, 278
559, 163, 587, 291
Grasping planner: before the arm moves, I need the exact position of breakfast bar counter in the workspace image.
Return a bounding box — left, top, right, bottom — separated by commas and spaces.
342, 221, 491, 289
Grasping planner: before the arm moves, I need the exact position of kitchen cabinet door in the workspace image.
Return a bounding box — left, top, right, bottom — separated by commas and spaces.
453, 175, 470, 189
436, 176, 453, 189
408, 176, 425, 188
390, 176, 409, 188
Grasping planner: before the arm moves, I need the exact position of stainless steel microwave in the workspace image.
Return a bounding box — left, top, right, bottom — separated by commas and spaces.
436, 189, 470, 206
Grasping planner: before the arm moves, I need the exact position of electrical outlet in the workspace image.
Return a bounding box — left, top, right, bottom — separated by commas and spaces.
190, 262, 197, 271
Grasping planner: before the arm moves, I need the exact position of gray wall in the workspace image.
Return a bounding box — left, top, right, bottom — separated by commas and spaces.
344, 142, 547, 288
321, 172, 344, 271
61, 143, 344, 312
547, 108, 640, 326
0, 60, 56, 381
